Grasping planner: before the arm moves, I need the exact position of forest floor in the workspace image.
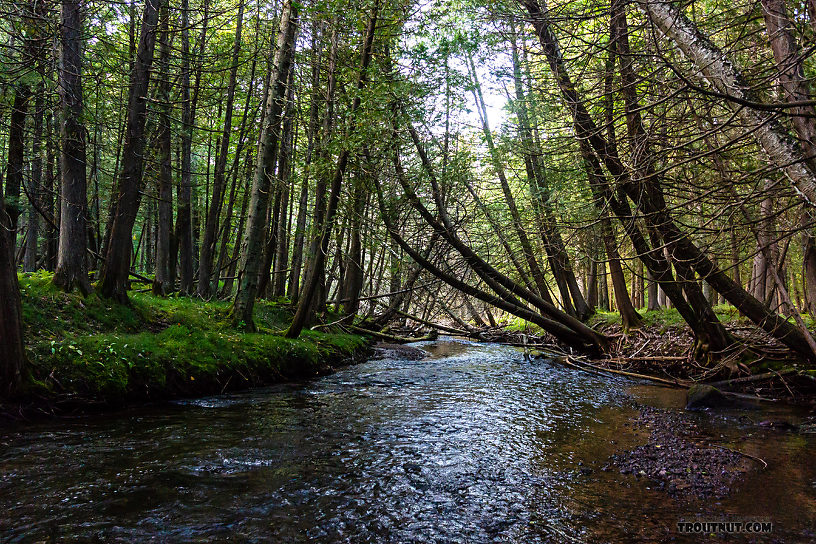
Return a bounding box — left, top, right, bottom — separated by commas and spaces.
500, 307, 816, 405
588, 308, 816, 405
2, 271, 370, 420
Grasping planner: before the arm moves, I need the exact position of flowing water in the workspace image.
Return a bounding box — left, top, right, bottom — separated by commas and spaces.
2, 337, 815, 542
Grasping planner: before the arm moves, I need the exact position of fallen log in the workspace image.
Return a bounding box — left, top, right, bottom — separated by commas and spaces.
706, 368, 798, 389
349, 325, 437, 344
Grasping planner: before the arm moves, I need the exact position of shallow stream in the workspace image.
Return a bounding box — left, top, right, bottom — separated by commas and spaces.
2, 337, 814, 542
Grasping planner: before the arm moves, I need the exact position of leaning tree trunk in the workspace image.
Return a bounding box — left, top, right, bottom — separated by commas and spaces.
466, 51, 561, 313
642, 0, 816, 207
612, 0, 729, 349
97, 0, 164, 303
580, 141, 643, 329
232, 0, 299, 329
54, 0, 91, 295
522, 0, 740, 354
340, 176, 367, 317
509, 26, 590, 319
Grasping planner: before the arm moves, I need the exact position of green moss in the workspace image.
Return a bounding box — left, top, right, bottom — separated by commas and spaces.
591, 306, 755, 330
503, 317, 544, 335
20, 272, 369, 405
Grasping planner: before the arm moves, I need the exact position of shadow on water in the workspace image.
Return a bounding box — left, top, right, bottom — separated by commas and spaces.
1, 337, 814, 542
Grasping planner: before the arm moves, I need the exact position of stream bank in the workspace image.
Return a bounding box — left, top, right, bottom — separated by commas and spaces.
2, 272, 370, 420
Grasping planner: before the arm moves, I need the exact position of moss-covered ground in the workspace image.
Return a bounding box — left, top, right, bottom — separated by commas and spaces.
18, 271, 370, 407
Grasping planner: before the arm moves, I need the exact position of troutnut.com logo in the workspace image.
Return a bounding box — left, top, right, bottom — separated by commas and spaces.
677, 520, 773, 534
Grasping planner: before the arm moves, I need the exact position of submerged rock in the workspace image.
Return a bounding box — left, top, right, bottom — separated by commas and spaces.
685, 384, 732, 410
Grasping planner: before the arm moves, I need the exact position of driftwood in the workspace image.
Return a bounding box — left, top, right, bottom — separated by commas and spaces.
390, 307, 468, 335
564, 356, 691, 388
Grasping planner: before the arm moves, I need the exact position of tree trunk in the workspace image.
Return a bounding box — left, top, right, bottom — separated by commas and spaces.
24, 82, 44, 273
0, 190, 25, 397
5, 84, 30, 237
259, 64, 296, 298
219, 152, 253, 298
581, 142, 643, 329
803, 209, 816, 316
647, 270, 659, 310
54, 0, 91, 295
97, 0, 164, 303
642, 0, 816, 207
198, 0, 244, 298
176, 0, 203, 295
287, 21, 324, 304
759, 0, 816, 168
341, 176, 367, 316
587, 257, 598, 310
523, 0, 740, 353
153, 6, 173, 296
213, 52, 258, 298
232, 0, 299, 329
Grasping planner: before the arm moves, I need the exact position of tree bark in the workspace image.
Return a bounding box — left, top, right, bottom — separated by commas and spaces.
176, 0, 203, 295
259, 64, 296, 298
24, 82, 44, 273
97, 0, 164, 303
54, 0, 91, 295
288, 20, 324, 304
232, 0, 299, 329
0, 190, 25, 397
642, 0, 816, 207
152, 5, 173, 295
198, 0, 244, 298
5, 84, 30, 237
341, 175, 367, 316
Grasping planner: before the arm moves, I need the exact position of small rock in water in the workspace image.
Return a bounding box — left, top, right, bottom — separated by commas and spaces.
685, 384, 732, 410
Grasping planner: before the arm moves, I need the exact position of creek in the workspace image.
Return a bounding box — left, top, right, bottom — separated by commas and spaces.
2, 337, 814, 542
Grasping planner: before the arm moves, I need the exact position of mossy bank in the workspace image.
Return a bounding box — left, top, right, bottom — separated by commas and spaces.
9, 272, 371, 415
